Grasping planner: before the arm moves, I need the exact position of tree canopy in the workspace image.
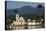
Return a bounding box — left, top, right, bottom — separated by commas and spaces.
37, 4, 43, 8
14, 9, 18, 13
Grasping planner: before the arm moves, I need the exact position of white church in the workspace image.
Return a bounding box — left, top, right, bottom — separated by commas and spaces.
11, 13, 27, 26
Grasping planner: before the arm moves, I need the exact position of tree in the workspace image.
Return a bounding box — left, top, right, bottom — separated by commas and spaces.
37, 4, 43, 8
37, 4, 44, 16
14, 9, 18, 13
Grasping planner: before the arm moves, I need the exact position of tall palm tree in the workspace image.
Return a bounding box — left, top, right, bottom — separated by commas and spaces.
37, 4, 43, 8
37, 4, 44, 16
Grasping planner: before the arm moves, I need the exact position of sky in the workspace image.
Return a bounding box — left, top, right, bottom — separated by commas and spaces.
7, 1, 44, 9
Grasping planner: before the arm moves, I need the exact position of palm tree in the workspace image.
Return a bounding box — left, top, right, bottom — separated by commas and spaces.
37, 4, 43, 8
37, 4, 44, 16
